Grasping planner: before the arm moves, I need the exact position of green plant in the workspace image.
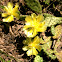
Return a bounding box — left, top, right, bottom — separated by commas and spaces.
1, 1, 62, 62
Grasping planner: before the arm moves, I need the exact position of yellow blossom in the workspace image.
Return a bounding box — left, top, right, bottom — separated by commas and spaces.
23, 13, 46, 37
22, 36, 42, 56
2, 2, 20, 22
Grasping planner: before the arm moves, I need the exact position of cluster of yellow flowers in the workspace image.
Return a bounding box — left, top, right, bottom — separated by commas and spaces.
2, 2, 19, 22
2, 2, 47, 56
22, 13, 47, 56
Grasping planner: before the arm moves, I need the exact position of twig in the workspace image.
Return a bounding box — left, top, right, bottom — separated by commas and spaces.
0, 50, 22, 62
43, 1, 55, 12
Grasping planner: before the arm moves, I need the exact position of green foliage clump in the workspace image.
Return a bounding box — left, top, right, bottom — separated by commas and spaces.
34, 55, 43, 62
25, 0, 42, 13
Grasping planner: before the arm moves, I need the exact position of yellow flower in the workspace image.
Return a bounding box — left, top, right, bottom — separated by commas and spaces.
22, 36, 42, 56
23, 13, 46, 37
2, 2, 20, 22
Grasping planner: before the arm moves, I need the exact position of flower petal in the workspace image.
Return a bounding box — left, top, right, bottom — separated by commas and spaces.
31, 13, 37, 22
3, 15, 14, 22
38, 25, 46, 32
12, 13, 20, 19
24, 30, 33, 37
12, 3, 19, 13
25, 16, 32, 22
24, 28, 37, 37
4, 6, 8, 12
23, 25, 31, 30
40, 21, 45, 26
33, 36, 40, 44
2, 13, 8, 17
31, 13, 36, 19
7, 2, 13, 11
35, 45, 42, 52
22, 46, 29, 51
23, 38, 31, 45
37, 15, 44, 22
26, 47, 38, 56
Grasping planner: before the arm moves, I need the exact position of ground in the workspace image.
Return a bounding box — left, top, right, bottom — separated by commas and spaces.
0, 0, 62, 62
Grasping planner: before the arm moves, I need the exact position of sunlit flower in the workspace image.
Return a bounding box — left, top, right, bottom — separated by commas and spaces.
22, 36, 42, 56
23, 13, 46, 37
2, 2, 20, 22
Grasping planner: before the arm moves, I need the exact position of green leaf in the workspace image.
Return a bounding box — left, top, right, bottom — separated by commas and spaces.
34, 55, 43, 62
44, 16, 62, 27
43, 13, 62, 27
51, 25, 55, 35
0, 6, 4, 8
43, 13, 54, 17
25, 0, 42, 13
0, 56, 5, 62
